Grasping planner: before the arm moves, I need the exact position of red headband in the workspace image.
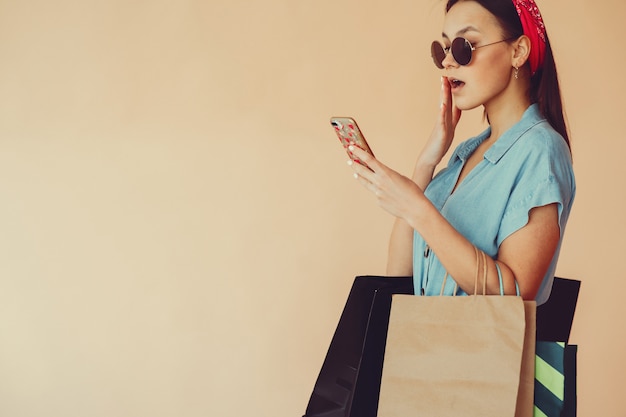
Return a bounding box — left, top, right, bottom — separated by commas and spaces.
512, 0, 546, 75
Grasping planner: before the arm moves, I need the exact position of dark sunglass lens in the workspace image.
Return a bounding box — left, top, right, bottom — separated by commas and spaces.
451, 37, 472, 66
430, 41, 445, 69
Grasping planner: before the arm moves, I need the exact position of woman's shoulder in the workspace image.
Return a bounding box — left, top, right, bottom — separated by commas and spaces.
514, 105, 570, 158
509, 119, 575, 199
522, 119, 568, 151
515, 120, 573, 177
481, 107, 570, 169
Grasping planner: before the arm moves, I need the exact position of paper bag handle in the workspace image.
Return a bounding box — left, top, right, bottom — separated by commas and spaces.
440, 246, 487, 296
494, 261, 521, 296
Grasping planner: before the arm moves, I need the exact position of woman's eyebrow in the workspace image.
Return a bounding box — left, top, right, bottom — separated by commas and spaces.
442, 25, 480, 39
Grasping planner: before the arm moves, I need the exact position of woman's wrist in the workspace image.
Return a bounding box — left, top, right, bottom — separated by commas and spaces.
403, 192, 438, 232
412, 159, 437, 189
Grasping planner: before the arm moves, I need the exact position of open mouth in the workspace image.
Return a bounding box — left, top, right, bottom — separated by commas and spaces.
449, 78, 465, 89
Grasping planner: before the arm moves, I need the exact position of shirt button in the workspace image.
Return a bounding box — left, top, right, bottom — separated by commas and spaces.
424, 245, 430, 258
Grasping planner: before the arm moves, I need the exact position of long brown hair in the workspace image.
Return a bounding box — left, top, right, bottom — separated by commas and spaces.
445, 0, 571, 151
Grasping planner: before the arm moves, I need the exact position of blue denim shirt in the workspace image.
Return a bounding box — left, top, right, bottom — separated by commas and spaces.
413, 104, 575, 304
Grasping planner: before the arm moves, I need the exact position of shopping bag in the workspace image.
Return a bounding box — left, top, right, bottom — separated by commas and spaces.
302, 276, 414, 417
534, 341, 566, 417
536, 277, 580, 343
534, 277, 580, 417
562, 344, 578, 417
377, 294, 536, 417
533, 342, 578, 417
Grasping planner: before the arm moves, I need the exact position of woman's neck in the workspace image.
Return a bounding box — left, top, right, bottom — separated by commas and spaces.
484, 98, 531, 143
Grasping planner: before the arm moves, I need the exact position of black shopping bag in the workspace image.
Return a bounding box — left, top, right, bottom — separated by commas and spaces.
536, 277, 580, 343
303, 276, 413, 417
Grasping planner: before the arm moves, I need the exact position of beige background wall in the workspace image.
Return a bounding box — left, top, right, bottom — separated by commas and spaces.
0, 0, 622, 416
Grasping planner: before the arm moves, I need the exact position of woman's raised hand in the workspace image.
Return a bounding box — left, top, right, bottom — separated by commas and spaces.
417, 77, 462, 171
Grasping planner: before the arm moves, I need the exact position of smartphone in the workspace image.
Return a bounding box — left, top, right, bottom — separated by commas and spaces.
330, 117, 375, 167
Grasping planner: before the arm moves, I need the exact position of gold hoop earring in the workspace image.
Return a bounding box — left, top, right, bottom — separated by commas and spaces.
514, 66, 519, 80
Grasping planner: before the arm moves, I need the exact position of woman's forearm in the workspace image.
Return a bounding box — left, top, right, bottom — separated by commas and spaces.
406, 200, 518, 297
386, 218, 414, 276
386, 160, 437, 276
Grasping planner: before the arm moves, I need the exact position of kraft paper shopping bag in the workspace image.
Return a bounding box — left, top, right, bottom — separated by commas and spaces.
378, 294, 536, 417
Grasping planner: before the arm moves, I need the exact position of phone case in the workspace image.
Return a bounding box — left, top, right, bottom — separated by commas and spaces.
330, 117, 375, 166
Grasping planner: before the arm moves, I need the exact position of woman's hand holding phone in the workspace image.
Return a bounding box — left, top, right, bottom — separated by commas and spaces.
348, 145, 427, 222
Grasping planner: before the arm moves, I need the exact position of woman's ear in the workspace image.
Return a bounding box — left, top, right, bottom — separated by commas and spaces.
512, 35, 531, 68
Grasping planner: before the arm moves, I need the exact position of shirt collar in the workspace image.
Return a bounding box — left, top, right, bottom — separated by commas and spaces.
451, 104, 545, 164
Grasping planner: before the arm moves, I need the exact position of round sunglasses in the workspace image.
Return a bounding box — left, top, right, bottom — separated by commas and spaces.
431, 37, 514, 69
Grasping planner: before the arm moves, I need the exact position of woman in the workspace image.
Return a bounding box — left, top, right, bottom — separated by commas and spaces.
348, 0, 575, 304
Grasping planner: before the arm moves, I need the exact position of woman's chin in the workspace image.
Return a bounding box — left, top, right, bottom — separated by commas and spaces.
452, 98, 482, 112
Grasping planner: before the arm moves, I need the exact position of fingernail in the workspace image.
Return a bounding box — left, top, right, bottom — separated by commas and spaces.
353, 173, 358, 179
348, 145, 355, 151
347, 159, 353, 166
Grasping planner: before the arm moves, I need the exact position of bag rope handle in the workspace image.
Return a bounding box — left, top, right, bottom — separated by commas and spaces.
439, 246, 521, 297
494, 260, 522, 296
480, 249, 487, 296
440, 246, 481, 297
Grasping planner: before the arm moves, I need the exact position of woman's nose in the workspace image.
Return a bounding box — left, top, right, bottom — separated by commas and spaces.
441, 48, 457, 68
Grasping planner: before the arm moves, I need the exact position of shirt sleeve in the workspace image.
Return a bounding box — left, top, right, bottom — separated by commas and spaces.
496, 128, 575, 247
